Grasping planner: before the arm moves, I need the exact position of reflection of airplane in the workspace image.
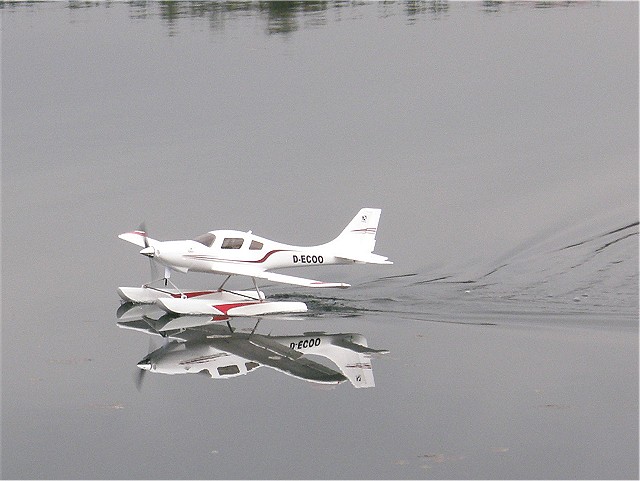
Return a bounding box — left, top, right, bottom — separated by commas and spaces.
117, 309, 388, 388
117, 208, 391, 316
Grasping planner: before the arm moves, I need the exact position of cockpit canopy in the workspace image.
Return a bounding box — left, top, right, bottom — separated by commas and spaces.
192, 232, 264, 250
193, 232, 216, 247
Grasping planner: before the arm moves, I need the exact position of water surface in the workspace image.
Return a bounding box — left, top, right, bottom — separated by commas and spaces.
2, 2, 638, 479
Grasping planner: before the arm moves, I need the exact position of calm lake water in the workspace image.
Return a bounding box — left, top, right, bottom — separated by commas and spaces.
2, 2, 638, 479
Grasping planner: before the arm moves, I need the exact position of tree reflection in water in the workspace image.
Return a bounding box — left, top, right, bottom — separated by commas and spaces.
0, 1, 587, 36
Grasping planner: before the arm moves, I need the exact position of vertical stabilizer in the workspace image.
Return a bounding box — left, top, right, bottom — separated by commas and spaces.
328, 334, 382, 388
329, 208, 381, 254
324, 208, 392, 264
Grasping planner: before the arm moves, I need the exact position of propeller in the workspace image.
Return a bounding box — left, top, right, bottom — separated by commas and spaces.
135, 356, 150, 391
134, 317, 171, 391
138, 221, 149, 247
138, 221, 160, 283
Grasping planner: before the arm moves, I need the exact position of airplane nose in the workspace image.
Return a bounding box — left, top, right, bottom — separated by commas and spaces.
137, 358, 152, 370
140, 246, 155, 258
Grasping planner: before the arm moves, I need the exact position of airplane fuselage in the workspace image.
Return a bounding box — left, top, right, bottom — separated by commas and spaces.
147, 230, 353, 274
120, 208, 391, 289
137, 332, 383, 387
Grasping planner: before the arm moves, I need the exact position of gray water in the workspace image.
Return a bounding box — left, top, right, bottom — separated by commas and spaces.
2, 2, 638, 479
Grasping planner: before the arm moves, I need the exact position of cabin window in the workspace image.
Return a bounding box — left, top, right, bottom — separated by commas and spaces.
245, 362, 259, 372
193, 232, 216, 247
249, 240, 264, 250
217, 365, 241, 376
221, 237, 244, 249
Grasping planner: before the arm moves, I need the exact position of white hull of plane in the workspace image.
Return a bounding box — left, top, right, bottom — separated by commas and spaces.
117, 286, 307, 316
117, 317, 389, 388
118, 208, 391, 289
117, 287, 263, 304
117, 208, 391, 316
156, 297, 307, 316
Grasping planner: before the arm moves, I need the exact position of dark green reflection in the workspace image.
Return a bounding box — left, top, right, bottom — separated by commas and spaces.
0, 1, 591, 35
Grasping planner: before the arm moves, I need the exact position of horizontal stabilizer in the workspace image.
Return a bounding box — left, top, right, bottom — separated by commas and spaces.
332, 338, 390, 355
336, 252, 393, 265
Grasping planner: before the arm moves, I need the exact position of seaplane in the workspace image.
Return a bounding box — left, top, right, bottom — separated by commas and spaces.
117, 208, 392, 316
117, 314, 389, 388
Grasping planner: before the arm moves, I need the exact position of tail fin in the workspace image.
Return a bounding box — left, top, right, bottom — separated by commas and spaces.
328, 334, 388, 388
326, 208, 392, 264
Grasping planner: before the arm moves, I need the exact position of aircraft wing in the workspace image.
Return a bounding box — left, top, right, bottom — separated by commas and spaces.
260, 271, 350, 289
211, 335, 347, 384
207, 262, 350, 289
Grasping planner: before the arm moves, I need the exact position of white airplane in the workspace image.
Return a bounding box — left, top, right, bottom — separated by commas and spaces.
117, 316, 388, 388
117, 208, 391, 316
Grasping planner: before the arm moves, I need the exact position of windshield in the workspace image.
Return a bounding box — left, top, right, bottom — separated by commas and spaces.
193, 232, 216, 247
